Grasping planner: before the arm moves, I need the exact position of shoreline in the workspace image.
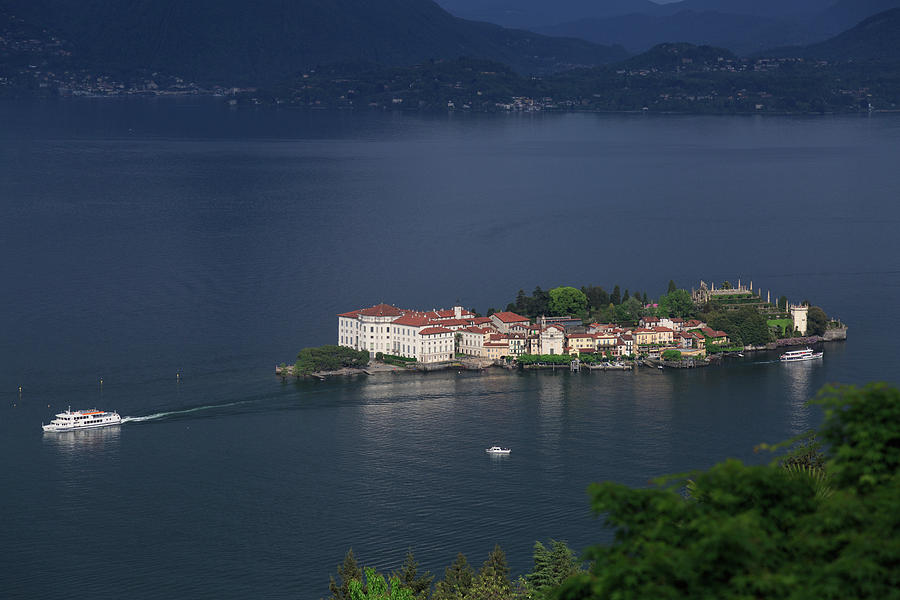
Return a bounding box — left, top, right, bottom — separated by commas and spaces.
277, 333, 846, 380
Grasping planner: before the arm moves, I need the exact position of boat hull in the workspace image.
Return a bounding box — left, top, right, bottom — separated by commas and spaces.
42, 420, 121, 432
780, 353, 823, 362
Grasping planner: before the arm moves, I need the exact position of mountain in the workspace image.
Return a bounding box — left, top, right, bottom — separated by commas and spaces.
537, 10, 802, 54
809, 0, 900, 37
653, 0, 835, 20
434, 0, 662, 29
0, 0, 627, 85
798, 7, 900, 62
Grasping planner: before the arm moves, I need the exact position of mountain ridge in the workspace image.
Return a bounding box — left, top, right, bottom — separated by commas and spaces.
0, 0, 627, 85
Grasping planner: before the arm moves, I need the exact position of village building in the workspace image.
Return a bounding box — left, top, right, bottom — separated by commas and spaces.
566, 333, 597, 355
490, 311, 530, 333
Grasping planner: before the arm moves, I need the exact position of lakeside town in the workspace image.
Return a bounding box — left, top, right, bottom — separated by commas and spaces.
280, 279, 848, 377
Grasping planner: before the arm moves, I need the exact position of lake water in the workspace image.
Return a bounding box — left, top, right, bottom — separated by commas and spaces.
1, 99, 898, 599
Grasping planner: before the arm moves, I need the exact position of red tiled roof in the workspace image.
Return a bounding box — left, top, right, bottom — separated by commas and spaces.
484, 341, 509, 347
337, 310, 361, 318
491, 311, 529, 323
438, 319, 470, 327
578, 348, 595, 354
643, 316, 660, 322
358, 303, 404, 317
653, 326, 674, 332
472, 317, 492, 325
419, 327, 452, 336
392, 314, 431, 327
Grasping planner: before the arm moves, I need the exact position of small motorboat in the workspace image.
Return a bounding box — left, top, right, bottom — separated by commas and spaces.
485, 446, 511, 454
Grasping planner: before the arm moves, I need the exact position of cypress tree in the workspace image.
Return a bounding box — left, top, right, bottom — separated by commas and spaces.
391, 550, 434, 600
433, 553, 474, 600
329, 548, 363, 600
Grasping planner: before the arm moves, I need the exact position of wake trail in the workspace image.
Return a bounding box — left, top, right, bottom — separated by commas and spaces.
122, 399, 254, 423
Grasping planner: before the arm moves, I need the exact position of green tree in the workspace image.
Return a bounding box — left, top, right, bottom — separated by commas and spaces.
391, 550, 433, 600
555, 382, 900, 600
661, 349, 682, 360
667, 279, 677, 294
615, 297, 643, 324
531, 286, 550, 318
433, 553, 475, 600
469, 545, 512, 600
807, 306, 828, 336
623, 289, 630, 302
350, 567, 414, 600
331, 548, 363, 600
666, 289, 696, 319
527, 540, 580, 597
610, 285, 621, 305
548, 286, 588, 317
778, 295, 789, 310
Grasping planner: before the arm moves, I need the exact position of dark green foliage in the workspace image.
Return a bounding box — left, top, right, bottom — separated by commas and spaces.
548, 286, 588, 318
813, 382, 900, 492
614, 297, 644, 324
610, 285, 621, 306
433, 553, 475, 600
657, 289, 696, 319
556, 382, 900, 600
807, 306, 828, 336
707, 306, 771, 346
391, 550, 433, 600
518, 354, 574, 365
667, 279, 677, 294
661, 349, 682, 360
330, 548, 363, 600
296, 345, 369, 376
527, 540, 581, 597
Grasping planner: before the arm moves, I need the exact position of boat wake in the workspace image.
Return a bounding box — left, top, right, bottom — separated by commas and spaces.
122, 400, 252, 424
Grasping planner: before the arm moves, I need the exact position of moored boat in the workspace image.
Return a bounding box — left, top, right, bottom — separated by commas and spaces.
42, 408, 122, 432
485, 446, 511, 454
780, 348, 823, 362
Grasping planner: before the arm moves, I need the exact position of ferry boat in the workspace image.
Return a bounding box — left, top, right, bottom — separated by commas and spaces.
42, 408, 122, 432
486, 446, 511, 454
780, 348, 823, 362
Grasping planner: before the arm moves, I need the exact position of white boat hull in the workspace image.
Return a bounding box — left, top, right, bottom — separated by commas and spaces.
42, 409, 122, 432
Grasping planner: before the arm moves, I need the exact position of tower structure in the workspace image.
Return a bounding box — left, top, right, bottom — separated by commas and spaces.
790, 304, 809, 336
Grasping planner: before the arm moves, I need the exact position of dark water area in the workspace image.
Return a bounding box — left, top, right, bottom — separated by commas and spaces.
1, 99, 898, 599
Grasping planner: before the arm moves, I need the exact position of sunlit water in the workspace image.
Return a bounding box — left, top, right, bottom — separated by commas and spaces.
1, 100, 898, 598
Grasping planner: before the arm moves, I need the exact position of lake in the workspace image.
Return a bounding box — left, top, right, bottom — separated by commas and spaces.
1, 99, 898, 598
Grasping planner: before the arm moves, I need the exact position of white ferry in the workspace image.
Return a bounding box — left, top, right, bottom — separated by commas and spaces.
780, 348, 824, 362
42, 408, 122, 432
486, 446, 511, 454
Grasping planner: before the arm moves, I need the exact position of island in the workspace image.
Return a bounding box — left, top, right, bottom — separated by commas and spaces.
279, 278, 847, 378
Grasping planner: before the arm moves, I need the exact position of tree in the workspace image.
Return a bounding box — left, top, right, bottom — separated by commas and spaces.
468, 545, 512, 600
548, 286, 588, 317
721, 280, 732, 289
433, 553, 475, 600
555, 382, 900, 600
661, 349, 682, 361
615, 297, 643, 324
610, 285, 621, 305
667, 279, 677, 294
778, 295, 789, 310
391, 550, 433, 600
330, 548, 363, 600
807, 306, 828, 336
642, 292, 649, 305
531, 286, 551, 317
349, 567, 413, 600
666, 289, 695, 319
623, 289, 630, 302
528, 540, 581, 596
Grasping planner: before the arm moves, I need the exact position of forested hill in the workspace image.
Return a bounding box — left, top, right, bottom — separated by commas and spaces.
799, 7, 900, 62
0, 0, 626, 85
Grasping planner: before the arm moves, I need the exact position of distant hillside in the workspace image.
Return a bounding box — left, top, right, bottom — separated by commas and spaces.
621, 42, 737, 69
809, 0, 900, 38
441, 0, 900, 58
800, 7, 900, 62
0, 0, 627, 85
537, 10, 802, 54
435, 0, 661, 29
